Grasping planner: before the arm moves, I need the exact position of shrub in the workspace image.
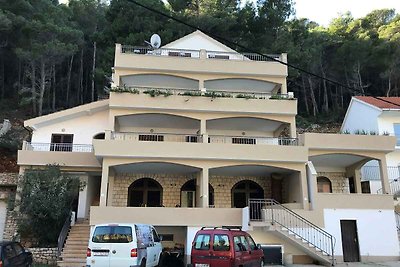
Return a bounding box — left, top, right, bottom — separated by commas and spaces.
18, 165, 84, 246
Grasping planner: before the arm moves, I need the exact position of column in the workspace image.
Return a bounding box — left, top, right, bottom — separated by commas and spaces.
290, 118, 297, 139
300, 168, 310, 210
306, 161, 317, 210
354, 168, 363, 194
199, 167, 209, 208
107, 169, 115, 207
379, 157, 391, 194
99, 163, 109, 206
77, 175, 89, 218
200, 119, 208, 143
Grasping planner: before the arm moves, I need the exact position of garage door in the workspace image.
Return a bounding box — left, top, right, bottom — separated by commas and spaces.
0, 201, 7, 241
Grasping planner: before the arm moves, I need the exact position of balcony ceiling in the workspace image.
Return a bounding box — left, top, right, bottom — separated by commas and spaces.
207, 117, 283, 132
113, 162, 201, 174
210, 165, 295, 176
310, 154, 368, 168
117, 114, 199, 129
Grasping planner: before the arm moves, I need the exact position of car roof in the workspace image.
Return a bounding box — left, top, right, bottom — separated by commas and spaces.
196, 229, 246, 235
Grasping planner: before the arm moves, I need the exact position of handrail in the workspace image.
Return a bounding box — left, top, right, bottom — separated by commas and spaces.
111, 132, 203, 143
395, 211, 400, 232
249, 199, 335, 265
208, 135, 298, 146
57, 209, 73, 257
376, 178, 400, 195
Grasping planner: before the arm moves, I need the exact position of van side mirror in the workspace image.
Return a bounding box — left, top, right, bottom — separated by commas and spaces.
256, 244, 262, 250
159, 235, 163, 241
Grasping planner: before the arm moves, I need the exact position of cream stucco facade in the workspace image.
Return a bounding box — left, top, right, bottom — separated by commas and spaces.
18, 31, 400, 265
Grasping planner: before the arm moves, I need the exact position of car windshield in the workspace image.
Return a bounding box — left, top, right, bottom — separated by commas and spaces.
92, 226, 133, 243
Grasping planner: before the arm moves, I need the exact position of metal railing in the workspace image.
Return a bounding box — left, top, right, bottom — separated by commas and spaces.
121, 46, 200, 58
57, 210, 73, 257
120, 45, 281, 62
112, 132, 203, 143
249, 199, 335, 264
24, 142, 93, 152
362, 166, 400, 181
376, 178, 400, 195
208, 135, 298, 146
395, 211, 400, 232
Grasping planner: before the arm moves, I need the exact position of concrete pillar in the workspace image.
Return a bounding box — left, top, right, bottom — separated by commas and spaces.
290, 118, 297, 139
300, 168, 310, 210
354, 168, 363, 194
306, 161, 317, 210
107, 169, 115, 207
199, 80, 204, 91
200, 120, 208, 143
199, 168, 209, 208
379, 157, 391, 194
100, 164, 110, 206
77, 175, 89, 218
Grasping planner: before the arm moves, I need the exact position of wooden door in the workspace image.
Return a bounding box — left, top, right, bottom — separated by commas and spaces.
340, 220, 360, 262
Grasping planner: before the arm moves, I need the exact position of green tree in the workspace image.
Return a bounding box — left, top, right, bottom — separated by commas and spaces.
18, 165, 82, 246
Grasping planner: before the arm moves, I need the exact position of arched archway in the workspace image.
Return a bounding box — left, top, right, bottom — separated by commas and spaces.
180, 179, 214, 207
128, 178, 163, 207
317, 176, 332, 193
231, 180, 264, 208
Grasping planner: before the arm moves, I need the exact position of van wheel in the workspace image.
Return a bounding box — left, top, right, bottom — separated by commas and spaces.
140, 258, 146, 267
156, 253, 163, 267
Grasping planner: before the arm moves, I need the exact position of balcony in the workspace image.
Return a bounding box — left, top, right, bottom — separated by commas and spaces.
18, 142, 101, 169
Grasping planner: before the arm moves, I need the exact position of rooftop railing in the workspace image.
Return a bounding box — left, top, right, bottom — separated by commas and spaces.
23, 142, 93, 152
120, 45, 282, 62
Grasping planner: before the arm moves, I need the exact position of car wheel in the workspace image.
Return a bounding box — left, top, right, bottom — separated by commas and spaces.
140, 258, 146, 267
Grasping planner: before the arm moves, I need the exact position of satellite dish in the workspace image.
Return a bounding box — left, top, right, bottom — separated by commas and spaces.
150, 34, 161, 49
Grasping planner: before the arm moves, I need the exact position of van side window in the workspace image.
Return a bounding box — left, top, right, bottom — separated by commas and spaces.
213, 234, 230, 251
152, 228, 161, 242
247, 235, 257, 250
194, 234, 210, 250
233, 236, 243, 252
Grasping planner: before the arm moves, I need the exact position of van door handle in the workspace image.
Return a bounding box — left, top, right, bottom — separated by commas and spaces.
112, 250, 116, 254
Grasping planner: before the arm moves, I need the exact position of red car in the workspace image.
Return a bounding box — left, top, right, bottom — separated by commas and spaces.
189, 227, 264, 267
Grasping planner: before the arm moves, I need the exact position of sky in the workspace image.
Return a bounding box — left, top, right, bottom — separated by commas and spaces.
291, 0, 400, 26
59, 0, 400, 27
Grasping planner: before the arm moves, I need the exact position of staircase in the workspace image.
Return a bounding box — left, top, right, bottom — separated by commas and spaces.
249, 199, 335, 266
57, 219, 90, 267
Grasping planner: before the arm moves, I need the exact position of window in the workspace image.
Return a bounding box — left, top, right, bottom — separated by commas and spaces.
239, 236, 249, 251
394, 124, 400, 146
317, 177, 332, 193
159, 234, 174, 242
233, 235, 249, 252
152, 228, 161, 242
186, 135, 198, 143
213, 234, 230, 251
194, 234, 210, 250
247, 235, 257, 250
232, 137, 256, 145
92, 226, 133, 243
138, 134, 164, 142
51, 134, 73, 152
168, 51, 191, 57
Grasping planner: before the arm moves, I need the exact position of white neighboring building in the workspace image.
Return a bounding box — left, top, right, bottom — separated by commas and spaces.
342, 96, 400, 194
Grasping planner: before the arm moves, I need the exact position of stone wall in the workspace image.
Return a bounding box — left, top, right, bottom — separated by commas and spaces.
210, 176, 272, 208
113, 174, 196, 207
317, 172, 350, 193
112, 174, 273, 208
0, 173, 18, 185
29, 247, 58, 265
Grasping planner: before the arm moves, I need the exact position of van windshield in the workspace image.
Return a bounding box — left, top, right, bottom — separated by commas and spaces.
92, 226, 133, 243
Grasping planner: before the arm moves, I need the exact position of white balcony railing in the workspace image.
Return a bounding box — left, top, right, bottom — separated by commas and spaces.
23, 142, 93, 152
120, 45, 281, 62
111, 132, 298, 146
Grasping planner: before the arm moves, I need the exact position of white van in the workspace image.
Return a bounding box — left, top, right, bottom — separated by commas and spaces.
86, 223, 163, 267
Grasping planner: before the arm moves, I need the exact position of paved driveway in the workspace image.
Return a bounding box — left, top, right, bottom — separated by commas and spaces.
266, 262, 400, 267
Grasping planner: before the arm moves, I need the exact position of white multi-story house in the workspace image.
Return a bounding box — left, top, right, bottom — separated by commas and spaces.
342, 96, 400, 195
18, 31, 399, 266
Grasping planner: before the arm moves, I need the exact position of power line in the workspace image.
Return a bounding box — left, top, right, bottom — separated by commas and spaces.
126, 0, 400, 109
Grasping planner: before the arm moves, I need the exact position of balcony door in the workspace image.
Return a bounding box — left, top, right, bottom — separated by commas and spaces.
128, 178, 162, 207
232, 180, 264, 208
51, 134, 73, 152
180, 179, 214, 207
